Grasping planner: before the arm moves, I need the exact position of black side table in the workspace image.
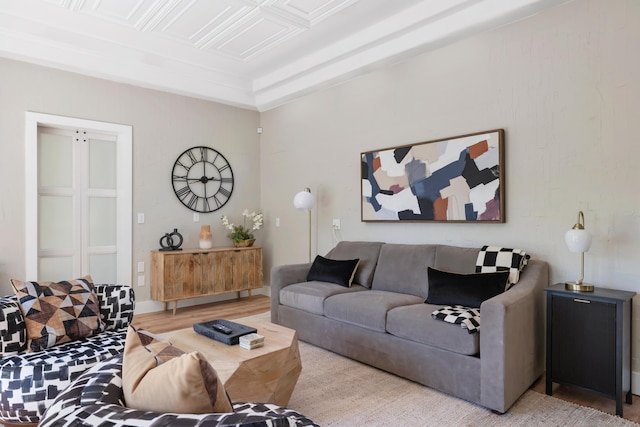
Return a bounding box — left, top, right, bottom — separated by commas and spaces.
545, 283, 635, 417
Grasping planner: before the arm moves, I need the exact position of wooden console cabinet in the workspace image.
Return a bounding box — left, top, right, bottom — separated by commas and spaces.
151, 247, 263, 315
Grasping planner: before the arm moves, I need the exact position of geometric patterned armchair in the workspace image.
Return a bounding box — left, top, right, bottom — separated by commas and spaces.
38, 354, 319, 427
0, 284, 134, 425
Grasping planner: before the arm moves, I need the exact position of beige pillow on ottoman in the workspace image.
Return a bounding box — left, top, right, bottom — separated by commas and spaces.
122, 325, 233, 414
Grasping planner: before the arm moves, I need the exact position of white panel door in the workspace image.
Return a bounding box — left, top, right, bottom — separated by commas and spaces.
25, 113, 132, 284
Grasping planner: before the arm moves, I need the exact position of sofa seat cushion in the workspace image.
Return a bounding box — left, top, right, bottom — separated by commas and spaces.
324, 291, 424, 332
0, 329, 127, 424
386, 303, 479, 356
280, 282, 368, 315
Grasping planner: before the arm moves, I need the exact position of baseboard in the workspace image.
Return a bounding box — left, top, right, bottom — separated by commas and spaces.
134, 286, 270, 315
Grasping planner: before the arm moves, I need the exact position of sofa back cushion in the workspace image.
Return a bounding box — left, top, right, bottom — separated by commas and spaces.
371, 244, 436, 298
325, 241, 384, 288
0, 296, 27, 357
94, 285, 135, 331
433, 245, 480, 274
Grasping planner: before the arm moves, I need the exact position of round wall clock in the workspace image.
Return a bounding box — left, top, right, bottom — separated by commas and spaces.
171, 146, 234, 213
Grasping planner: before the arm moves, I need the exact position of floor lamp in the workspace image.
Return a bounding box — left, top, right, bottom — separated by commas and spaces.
293, 188, 315, 262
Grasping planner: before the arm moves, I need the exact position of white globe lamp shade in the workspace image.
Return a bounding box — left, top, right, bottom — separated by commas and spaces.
293, 189, 314, 212
565, 228, 592, 253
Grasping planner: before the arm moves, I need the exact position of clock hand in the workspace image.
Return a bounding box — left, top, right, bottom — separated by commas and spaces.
184, 176, 220, 183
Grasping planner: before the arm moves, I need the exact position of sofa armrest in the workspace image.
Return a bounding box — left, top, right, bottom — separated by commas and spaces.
0, 295, 27, 357
479, 260, 549, 413
270, 263, 312, 323
95, 285, 135, 331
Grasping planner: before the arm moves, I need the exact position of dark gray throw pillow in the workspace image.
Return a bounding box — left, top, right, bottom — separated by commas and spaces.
426, 267, 510, 308
307, 255, 360, 287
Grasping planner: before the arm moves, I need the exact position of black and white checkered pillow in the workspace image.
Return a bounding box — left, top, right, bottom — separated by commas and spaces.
475, 246, 529, 289
432, 305, 480, 334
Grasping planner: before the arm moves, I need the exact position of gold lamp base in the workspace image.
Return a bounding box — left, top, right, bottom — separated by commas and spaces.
565, 282, 594, 292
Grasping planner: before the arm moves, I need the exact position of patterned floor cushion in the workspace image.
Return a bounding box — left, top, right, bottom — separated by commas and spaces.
40, 354, 319, 427
0, 329, 126, 423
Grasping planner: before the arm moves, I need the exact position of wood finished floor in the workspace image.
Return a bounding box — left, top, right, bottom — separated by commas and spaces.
132, 295, 640, 423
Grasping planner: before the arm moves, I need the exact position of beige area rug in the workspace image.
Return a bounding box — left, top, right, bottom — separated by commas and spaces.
232, 312, 636, 426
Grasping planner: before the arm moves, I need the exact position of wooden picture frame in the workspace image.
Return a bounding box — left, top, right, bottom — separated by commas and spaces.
361, 129, 505, 222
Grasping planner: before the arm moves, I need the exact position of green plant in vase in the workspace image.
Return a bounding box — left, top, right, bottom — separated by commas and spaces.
221, 210, 264, 247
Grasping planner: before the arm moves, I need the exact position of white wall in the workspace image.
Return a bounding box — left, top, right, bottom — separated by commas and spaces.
260, 0, 640, 368
0, 58, 261, 303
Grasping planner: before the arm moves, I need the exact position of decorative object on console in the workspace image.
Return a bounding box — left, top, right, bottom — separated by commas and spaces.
221, 210, 263, 247
293, 188, 315, 262
171, 146, 234, 213
361, 129, 504, 222
564, 211, 593, 292
199, 225, 213, 249
159, 228, 183, 251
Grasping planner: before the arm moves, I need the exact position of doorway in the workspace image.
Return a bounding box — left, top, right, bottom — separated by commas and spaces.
24, 112, 132, 284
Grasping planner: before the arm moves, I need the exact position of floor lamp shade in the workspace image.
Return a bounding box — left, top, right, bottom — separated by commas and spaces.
294, 188, 314, 211
293, 188, 314, 262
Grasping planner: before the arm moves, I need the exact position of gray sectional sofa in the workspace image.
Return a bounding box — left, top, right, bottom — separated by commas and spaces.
270, 241, 549, 413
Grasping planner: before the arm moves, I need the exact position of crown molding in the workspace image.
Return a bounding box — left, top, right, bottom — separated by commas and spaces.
0, 0, 569, 111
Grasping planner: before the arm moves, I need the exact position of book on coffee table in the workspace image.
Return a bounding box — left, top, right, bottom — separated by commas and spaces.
193, 319, 257, 345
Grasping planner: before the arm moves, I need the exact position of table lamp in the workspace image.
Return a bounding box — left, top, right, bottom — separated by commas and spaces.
564, 211, 593, 292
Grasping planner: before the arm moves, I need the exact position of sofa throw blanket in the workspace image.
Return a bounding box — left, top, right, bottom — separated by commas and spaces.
431, 305, 480, 334
475, 246, 529, 289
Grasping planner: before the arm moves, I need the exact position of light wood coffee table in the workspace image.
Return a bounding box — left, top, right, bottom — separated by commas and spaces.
168, 320, 301, 406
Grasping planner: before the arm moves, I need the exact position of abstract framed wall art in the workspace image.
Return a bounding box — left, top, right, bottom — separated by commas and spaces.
361, 129, 505, 222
